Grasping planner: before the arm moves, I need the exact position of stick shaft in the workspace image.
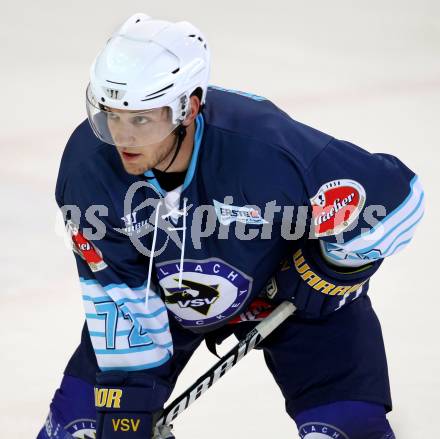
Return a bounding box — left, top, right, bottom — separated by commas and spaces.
156, 301, 295, 427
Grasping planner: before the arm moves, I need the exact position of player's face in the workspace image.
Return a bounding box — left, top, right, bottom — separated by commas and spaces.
116, 132, 178, 175
106, 107, 178, 175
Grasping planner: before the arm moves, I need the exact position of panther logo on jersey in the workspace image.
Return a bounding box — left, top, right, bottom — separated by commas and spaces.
310, 179, 366, 237
164, 279, 220, 315
298, 422, 349, 439
157, 258, 253, 328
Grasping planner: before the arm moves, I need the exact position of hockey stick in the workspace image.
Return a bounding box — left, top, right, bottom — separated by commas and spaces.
155, 301, 296, 429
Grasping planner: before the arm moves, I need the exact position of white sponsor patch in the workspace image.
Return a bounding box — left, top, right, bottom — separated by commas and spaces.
213, 200, 268, 225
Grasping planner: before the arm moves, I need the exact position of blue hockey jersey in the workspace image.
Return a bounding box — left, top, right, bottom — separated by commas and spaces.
56, 86, 424, 371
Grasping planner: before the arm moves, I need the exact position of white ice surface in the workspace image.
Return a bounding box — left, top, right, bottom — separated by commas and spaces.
0, 1, 439, 437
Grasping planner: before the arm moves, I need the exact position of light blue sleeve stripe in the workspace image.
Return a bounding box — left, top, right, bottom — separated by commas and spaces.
86, 313, 106, 320
80, 278, 101, 285
89, 331, 106, 337
330, 253, 345, 261
386, 238, 413, 255
99, 353, 171, 372
89, 323, 170, 338
325, 252, 347, 262
146, 323, 170, 334
87, 306, 166, 320
82, 295, 161, 304
95, 341, 173, 355
323, 244, 377, 262
322, 244, 344, 261
132, 306, 167, 319
132, 282, 149, 291
382, 214, 424, 256
95, 346, 155, 355
115, 298, 145, 305
82, 295, 110, 302
341, 175, 421, 247
323, 213, 423, 263
363, 174, 419, 231
89, 330, 131, 337
354, 191, 424, 253
123, 295, 163, 303
103, 282, 142, 292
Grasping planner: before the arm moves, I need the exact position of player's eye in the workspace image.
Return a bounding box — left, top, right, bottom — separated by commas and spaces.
132, 115, 150, 125
107, 112, 120, 121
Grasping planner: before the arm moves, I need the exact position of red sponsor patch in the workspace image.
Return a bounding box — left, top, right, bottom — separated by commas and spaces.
67, 221, 107, 272
228, 298, 274, 324
310, 179, 366, 237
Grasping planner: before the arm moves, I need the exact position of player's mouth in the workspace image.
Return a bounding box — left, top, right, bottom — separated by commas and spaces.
121, 151, 142, 162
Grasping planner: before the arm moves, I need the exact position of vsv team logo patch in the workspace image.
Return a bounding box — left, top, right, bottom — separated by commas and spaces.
64, 418, 96, 438
156, 259, 253, 328
299, 422, 350, 439
310, 179, 366, 237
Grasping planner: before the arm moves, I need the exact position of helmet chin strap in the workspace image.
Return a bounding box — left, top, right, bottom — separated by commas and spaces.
162, 125, 187, 173
145, 124, 187, 179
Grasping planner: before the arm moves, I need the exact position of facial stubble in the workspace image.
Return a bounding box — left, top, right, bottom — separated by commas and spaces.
119, 134, 178, 176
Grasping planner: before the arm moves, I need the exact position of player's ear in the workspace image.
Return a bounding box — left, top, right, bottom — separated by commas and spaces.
182, 95, 201, 127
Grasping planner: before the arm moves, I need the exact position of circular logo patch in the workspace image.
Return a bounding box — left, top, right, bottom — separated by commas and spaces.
310, 179, 366, 237
156, 258, 253, 328
65, 418, 96, 438
299, 422, 349, 439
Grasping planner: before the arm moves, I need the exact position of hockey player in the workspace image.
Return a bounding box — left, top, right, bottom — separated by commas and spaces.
38, 13, 424, 439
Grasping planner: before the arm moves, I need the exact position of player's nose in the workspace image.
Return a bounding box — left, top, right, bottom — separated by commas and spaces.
113, 131, 136, 147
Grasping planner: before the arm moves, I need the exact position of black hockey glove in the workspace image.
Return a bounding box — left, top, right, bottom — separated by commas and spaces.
265, 240, 383, 318
94, 371, 171, 439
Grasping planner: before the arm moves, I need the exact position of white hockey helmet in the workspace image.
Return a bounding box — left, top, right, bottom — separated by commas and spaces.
86, 13, 210, 147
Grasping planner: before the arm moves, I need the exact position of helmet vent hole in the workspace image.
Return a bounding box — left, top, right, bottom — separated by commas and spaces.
101, 97, 105, 102
188, 34, 196, 38
123, 101, 128, 106
135, 18, 141, 23
172, 68, 180, 74
198, 37, 203, 42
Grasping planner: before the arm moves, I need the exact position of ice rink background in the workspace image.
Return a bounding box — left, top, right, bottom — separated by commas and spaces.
1, 1, 439, 437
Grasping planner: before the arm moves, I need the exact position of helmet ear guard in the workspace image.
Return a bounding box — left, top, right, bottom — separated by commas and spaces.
178, 93, 202, 127
174, 94, 190, 124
